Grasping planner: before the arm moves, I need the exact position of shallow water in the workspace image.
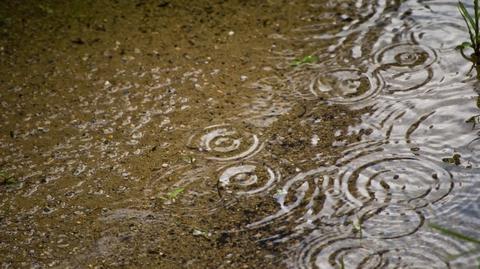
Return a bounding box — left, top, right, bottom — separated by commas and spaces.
1, 0, 480, 268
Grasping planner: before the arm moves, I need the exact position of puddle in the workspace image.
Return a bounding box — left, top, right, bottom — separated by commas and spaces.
1, 0, 480, 268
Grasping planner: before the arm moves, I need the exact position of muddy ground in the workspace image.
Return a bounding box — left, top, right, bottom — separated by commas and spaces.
0, 1, 366, 268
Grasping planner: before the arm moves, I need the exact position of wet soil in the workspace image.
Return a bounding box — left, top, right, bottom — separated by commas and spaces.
0, 1, 365, 268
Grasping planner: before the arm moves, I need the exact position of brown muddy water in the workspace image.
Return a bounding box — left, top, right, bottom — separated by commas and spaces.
1, 0, 480, 268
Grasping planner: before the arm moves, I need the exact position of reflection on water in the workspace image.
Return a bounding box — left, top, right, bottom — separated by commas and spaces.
252, 0, 480, 267
277, 0, 480, 267
1, 0, 480, 268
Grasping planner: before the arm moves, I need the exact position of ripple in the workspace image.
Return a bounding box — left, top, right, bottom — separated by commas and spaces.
394, 1, 475, 81
241, 76, 292, 128
353, 99, 413, 141
187, 124, 264, 161
289, 227, 352, 269
375, 43, 436, 70
218, 162, 280, 196
339, 155, 454, 209
352, 87, 479, 160
298, 237, 453, 269
399, 0, 468, 49
422, 167, 480, 223
145, 164, 226, 215
294, 0, 399, 58
370, 246, 450, 269
459, 137, 480, 169
397, 88, 479, 160
408, 20, 467, 51
374, 43, 437, 94
246, 167, 354, 238
359, 204, 424, 239
312, 239, 387, 269
288, 66, 383, 105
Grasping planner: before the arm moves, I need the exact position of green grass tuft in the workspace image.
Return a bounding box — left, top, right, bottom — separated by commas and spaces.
458, 0, 480, 64
291, 55, 319, 66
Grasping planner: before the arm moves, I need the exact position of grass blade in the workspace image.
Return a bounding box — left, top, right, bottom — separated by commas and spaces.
476, 0, 479, 29
476, 0, 480, 45
460, 1, 476, 31
430, 224, 480, 245
291, 55, 319, 66
459, 1, 477, 47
